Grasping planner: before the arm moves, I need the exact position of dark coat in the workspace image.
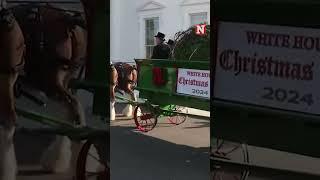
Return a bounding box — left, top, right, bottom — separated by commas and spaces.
151, 43, 170, 59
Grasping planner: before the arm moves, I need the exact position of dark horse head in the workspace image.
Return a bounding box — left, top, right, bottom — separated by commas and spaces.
114, 62, 137, 96
10, 4, 87, 125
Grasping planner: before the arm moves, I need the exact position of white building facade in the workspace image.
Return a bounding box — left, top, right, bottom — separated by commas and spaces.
110, 0, 210, 63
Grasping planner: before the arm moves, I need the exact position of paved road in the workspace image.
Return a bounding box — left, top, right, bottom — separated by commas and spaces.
110, 104, 210, 180
15, 89, 106, 180
211, 140, 320, 180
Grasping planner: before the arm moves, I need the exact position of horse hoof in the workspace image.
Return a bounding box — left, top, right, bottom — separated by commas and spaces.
40, 136, 72, 173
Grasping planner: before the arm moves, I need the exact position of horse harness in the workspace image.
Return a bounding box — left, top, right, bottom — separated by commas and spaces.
115, 63, 137, 86
24, 6, 86, 71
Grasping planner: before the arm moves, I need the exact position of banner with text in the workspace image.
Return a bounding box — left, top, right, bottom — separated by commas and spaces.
177, 68, 210, 99
214, 21, 320, 115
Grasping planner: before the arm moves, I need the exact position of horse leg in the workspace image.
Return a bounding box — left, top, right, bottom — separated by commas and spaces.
121, 91, 135, 117
41, 70, 86, 173
40, 102, 83, 173
110, 84, 116, 121
0, 74, 19, 180
53, 69, 86, 126
121, 102, 132, 117
62, 71, 89, 176
40, 135, 72, 173
121, 91, 133, 118
0, 125, 17, 180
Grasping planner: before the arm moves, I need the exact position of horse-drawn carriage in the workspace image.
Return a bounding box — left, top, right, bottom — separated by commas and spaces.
114, 24, 210, 132
0, 0, 109, 179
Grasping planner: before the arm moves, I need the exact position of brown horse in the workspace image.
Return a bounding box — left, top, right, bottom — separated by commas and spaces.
110, 64, 118, 102
12, 5, 87, 125
0, 8, 25, 180
113, 62, 137, 117
10, 4, 88, 174
114, 62, 137, 95
110, 64, 118, 120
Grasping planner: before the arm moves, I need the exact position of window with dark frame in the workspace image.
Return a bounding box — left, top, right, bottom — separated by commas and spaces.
145, 17, 159, 58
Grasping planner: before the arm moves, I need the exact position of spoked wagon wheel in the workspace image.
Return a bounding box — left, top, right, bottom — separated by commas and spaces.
76, 140, 109, 180
167, 105, 187, 125
134, 104, 158, 132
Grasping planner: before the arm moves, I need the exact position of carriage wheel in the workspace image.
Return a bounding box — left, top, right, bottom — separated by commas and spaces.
167, 105, 187, 125
76, 140, 109, 180
134, 104, 158, 132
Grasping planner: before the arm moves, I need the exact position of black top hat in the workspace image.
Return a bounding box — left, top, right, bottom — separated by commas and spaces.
154, 32, 165, 40
167, 39, 174, 45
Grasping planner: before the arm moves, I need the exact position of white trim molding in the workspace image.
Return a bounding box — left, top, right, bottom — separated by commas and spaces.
137, 1, 166, 12
181, 0, 210, 29
181, 0, 210, 6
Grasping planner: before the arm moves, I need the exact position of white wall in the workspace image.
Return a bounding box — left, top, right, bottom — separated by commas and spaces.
110, 0, 210, 63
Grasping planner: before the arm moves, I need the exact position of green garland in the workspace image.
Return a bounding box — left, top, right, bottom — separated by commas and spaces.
171, 24, 210, 61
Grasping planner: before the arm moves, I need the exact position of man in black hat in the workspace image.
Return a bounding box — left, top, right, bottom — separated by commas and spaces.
151, 32, 170, 59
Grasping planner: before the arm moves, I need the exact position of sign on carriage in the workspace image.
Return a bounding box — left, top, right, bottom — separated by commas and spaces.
214, 21, 320, 115
177, 68, 210, 99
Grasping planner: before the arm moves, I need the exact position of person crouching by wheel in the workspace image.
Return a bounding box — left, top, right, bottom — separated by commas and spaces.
151, 32, 170, 59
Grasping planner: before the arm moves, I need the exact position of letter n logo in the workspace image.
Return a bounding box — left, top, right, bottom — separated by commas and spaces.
195, 24, 206, 35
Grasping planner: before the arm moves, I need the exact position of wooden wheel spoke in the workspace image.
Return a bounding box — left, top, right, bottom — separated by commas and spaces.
87, 153, 107, 167
134, 105, 158, 132
140, 113, 153, 120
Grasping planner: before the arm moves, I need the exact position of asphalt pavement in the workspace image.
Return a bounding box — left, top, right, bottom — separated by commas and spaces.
211, 140, 320, 180
110, 103, 210, 180
15, 88, 106, 180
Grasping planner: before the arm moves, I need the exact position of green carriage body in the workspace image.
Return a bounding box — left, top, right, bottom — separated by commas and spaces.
130, 24, 210, 132
212, 0, 320, 178
135, 59, 210, 111
212, 0, 320, 158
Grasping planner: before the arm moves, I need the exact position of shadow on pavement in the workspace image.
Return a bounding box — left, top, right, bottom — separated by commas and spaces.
111, 125, 209, 180
184, 120, 210, 129
15, 132, 55, 166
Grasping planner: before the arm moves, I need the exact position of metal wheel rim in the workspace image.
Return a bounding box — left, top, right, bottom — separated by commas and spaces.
76, 140, 109, 180
167, 106, 187, 125
134, 104, 157, 132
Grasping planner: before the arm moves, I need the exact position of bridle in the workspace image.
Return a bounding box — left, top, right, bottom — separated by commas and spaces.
115, 63, 137, 88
